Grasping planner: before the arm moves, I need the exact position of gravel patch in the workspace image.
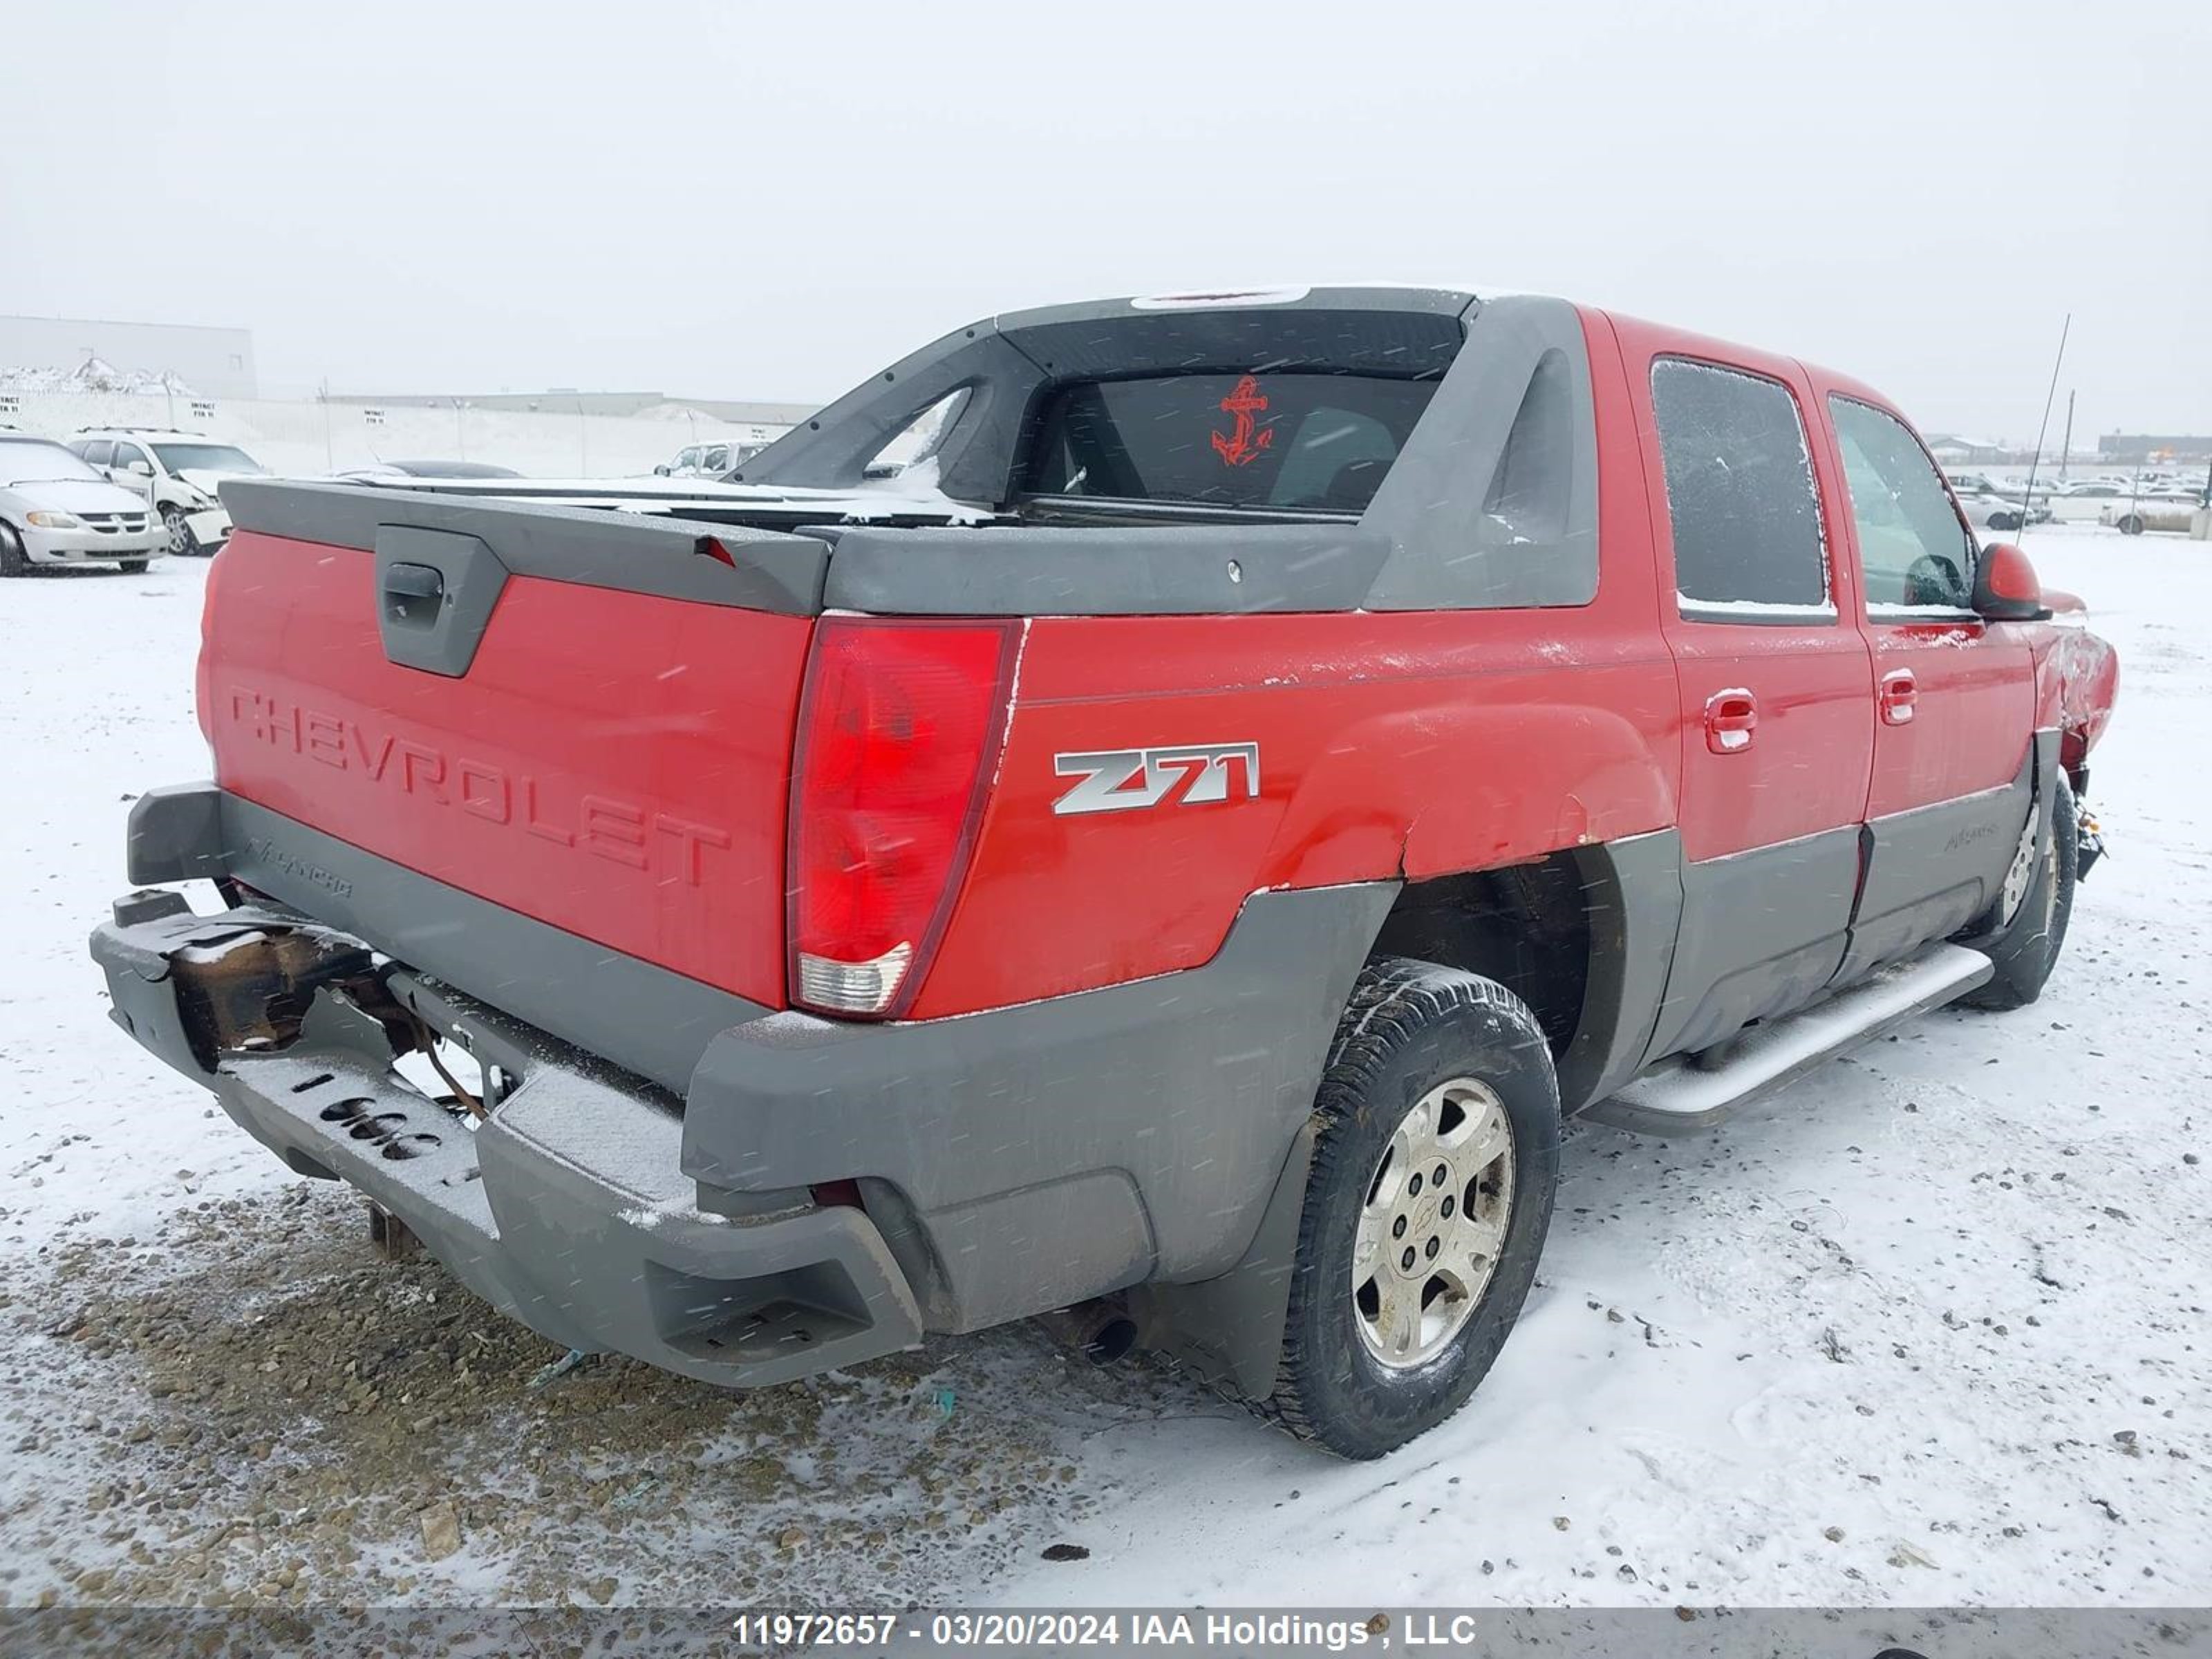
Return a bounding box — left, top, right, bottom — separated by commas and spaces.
0, 1182, 1154, 1609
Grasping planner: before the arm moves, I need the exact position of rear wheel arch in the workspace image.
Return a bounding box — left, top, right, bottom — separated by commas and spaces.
1365, 833, 1679, 1114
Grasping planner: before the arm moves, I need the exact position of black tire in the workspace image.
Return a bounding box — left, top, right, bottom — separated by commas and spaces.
162, 505, 202, 557
2117, 514, 2144, 536
116, 557, 151, 575
1259, 957, 1560, 1459
0, 524, 26, 578
1962, 772, 2077, 1011
1989, 511, 2021, 532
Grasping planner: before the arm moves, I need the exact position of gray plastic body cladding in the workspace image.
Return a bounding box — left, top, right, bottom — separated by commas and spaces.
1126, 1121, 1318, 1401
125, 782, 229, 885
373, 525, 508, 677
738, 287, 1475, 504
1361, 295, 1601, 611
682, 883, 1399, 1329
823, 523, 1391, 618
1557, 832, 1685, 1111
221, 478, 828, 615
1643, 826, 1863, 1067
129, 784, 764, 1096
91, 928, 917, 1384
1840, 738, 2041, 983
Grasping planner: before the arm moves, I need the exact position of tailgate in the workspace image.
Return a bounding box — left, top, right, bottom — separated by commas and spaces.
203, 481, 831, 1007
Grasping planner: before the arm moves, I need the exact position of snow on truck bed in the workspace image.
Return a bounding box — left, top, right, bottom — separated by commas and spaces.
341, 459, 998, 525
0, 523, 2206, 1611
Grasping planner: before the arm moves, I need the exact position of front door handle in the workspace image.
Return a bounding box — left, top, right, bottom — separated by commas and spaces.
1880, 668, 1918, 727
1704, 688, 1759, 754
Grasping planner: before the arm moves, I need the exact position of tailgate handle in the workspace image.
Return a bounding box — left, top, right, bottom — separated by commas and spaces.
372, 527, 509, 677
383, 561, 445, 629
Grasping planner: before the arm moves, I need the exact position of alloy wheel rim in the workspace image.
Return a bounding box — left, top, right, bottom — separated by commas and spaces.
1998, 809, 2040, 925
1352, 1076, 1515, 1370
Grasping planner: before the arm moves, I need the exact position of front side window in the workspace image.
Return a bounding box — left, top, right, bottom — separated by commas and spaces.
1022, 371, 1437, 512
1828, 396, 1976, 612
1650, 358, 1830, 615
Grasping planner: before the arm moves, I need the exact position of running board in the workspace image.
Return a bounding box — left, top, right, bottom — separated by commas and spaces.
1587, 944, 1995, 1136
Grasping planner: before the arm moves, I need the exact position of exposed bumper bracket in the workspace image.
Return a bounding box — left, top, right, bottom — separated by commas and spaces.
91, 895, 924, 1387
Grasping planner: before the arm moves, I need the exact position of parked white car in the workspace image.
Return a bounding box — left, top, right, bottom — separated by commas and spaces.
0, 434, 166, 576
68, 429, 270, 556
1949, 482, 2054, 532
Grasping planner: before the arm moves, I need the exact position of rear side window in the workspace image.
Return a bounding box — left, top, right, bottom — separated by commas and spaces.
79, 439, 113, 467
1650, 358, 1830, 615
1022, 373, 1437, 512
1828, 395, 1977, 612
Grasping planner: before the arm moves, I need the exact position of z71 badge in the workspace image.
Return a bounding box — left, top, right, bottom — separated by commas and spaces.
1052, 742, 1260, 816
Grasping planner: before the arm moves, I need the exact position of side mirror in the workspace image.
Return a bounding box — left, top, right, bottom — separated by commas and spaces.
1974, 541, 2050, 622
127, 459, 154, 476
653, 464, 670, 476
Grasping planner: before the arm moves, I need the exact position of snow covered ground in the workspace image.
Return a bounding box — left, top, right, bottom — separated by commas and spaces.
1, 524, 2206, 1613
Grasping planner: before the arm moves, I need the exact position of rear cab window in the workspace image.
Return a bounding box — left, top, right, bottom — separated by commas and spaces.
1649, 357, 1833, 621
1020, 373, 1438, 514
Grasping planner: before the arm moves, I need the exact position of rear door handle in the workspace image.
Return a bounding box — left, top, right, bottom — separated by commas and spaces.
1704, 688, 1759, 754
1880, 668, 1918, 727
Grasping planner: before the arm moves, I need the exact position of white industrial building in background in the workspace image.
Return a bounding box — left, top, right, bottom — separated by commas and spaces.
0, 315, 258, 400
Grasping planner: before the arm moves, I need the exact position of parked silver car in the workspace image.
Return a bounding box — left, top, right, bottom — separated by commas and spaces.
653, 440, 762, 478
0, 435, 166, 576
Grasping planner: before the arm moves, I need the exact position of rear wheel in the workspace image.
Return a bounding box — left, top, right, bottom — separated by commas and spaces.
1259, 957, 1559, 1459
1963, 772, 2077, 1011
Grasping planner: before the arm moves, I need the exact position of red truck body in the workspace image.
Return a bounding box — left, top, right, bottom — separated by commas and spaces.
96, 286, 2117, 1454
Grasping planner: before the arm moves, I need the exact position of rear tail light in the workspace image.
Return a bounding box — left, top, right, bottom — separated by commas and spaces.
787, 617, 1020, 1018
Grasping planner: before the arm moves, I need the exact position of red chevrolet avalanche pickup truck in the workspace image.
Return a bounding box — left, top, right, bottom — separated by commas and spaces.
92, 288, 2118, 1457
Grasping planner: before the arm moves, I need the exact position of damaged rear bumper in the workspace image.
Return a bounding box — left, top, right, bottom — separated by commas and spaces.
89, 889, 923, 1387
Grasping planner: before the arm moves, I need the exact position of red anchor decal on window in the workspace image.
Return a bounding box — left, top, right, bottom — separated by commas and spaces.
1210, 375, 1274, 467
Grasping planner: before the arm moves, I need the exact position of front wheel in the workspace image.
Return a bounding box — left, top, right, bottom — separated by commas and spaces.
116, 557, 151, 575
1989, 510, 2021, 532
0, 525, 26, 578
1259, 958, 1560, 1459
2116, 514, 2145, 536
162, 506, 200, 557
1963, 772, 2078, 1011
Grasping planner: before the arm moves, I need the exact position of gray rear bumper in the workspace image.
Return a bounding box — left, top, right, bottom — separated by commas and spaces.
91, 890, 922, 1387
100, 781, 1394, 1387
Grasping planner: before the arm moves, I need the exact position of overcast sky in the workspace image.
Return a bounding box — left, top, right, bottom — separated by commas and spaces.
6, 0, 2206, 440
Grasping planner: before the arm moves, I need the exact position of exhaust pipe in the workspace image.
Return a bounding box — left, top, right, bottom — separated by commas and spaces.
1038, 1297, 1138, 1367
